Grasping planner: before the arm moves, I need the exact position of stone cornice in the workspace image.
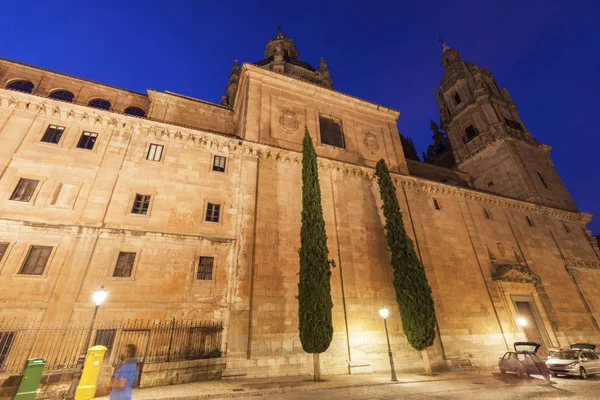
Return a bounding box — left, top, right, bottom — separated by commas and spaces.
239, 64, 401, 120
0, 217, 236, 244
0, 89, 589, 224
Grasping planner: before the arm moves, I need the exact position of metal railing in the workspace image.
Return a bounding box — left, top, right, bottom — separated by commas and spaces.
0, 318, 223, 375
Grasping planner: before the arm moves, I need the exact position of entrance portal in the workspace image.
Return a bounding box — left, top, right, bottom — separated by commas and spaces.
514, 300, 549, 356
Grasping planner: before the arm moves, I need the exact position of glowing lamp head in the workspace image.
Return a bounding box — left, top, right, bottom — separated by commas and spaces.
379, 307, 389, 319
93, 286, 108, 306
517, 317, 527, 327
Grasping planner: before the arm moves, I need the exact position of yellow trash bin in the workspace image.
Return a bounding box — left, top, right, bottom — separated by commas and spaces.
74, 345, 107, 400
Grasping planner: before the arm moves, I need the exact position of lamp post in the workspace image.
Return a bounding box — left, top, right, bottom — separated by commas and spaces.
379, 306, 398, 382
66, 286, 108, 400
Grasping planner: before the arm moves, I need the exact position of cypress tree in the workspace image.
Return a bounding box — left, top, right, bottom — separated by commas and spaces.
375, 158, 436, 376
298, 127, 333, 382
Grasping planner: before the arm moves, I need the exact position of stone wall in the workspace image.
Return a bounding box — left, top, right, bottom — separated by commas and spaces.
0, 57, 599, 385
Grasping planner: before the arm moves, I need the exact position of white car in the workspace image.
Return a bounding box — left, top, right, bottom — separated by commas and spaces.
545, 343, 600, 379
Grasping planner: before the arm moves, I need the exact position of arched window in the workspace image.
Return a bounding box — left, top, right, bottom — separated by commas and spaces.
124, 106, 146, 117
454, 93, 461, 105
319, 115, 345, 148
49, 90, 75, 102
6, 80, 34, 94
88, 98, 111, 110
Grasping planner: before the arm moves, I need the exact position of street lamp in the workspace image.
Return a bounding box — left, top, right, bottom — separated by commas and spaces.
66, 286, 108, 400
517, 317, 527, 327
379, 306, 398, 382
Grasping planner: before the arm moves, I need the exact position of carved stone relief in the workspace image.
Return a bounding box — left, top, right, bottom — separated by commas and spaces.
363, 131, 380, 154
278, 108, 300, 135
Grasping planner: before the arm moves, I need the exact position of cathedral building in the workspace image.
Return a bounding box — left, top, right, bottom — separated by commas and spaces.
0, 30, 599, 379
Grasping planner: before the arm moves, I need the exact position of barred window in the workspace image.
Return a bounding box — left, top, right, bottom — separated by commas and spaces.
10, 178, 39, 202
6, 80, 33, 93
212, 156, 226, 172
94, 329, 117, 357
0, 243, 8, 262
41, 125, 65, 144
147, 144, 163, 161
131, 194, 151, 215
197, 257, 214, 280
49, 90, 74, 102
319, 115, 345, 148
205, 203, 221, 223
0, 331, 15, 368
19, 246, 52, 275
76, 131, 98, 150
113, 252, 136, 277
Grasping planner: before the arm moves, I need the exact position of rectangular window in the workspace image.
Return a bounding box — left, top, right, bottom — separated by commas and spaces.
76, 131, 98, 150
0, 331, 15, 368
526, 216, 534, 227
433, 199, 440, 210
197, 256, 214, 280
10, 178, 39, 202
537, 171, 549, 190
146, 144, 164, 161
41, 125, 65, 144
563, 223, 570, 233
131, 194, 151, 215
205, 203, 221, 222
0, 242, 8, 262
113, 252, 136, 277
319, 115, 345, 148
19, 246, 52, 275
484, 208, 492, 220
94, 329, 117, 358
212, 156, 226, 172
464, 125, 478, 142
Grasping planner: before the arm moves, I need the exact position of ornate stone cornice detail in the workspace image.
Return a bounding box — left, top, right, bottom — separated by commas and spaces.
1, 89, 586, 224
565, 258, 600, 270
491, 263, 540, 283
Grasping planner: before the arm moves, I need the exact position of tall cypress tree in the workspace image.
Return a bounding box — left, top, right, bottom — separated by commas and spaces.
298, 127, 333, 382
375, 158, 436, 376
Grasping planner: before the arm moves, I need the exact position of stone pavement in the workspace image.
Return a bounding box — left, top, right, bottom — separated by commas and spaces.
95, 370, 487, 400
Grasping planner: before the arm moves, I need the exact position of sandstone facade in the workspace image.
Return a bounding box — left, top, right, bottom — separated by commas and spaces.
0, 33, 599, 379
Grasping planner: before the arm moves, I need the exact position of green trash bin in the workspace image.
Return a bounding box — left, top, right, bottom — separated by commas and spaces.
14, 358, 47, 400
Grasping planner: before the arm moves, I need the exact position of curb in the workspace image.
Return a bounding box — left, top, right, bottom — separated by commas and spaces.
142, 373, 489, 400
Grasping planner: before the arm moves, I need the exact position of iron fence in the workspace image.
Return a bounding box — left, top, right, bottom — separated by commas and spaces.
0, 318, 223, 375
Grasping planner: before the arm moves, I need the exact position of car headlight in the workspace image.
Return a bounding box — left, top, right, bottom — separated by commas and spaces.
566, 362, 578, 368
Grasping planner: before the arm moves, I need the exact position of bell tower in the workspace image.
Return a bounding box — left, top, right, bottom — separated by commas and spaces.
434, 43, 576, 211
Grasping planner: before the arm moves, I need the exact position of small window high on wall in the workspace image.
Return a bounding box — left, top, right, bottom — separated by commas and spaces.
319, 115, 345, 148
454, 93, 461, 104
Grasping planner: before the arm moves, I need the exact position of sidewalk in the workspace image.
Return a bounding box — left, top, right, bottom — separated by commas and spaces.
96, 370, 490, 400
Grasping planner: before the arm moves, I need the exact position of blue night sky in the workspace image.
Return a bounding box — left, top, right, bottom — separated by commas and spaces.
2, 0, 599, 232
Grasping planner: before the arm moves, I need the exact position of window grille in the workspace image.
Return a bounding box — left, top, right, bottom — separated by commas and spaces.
197, 257, 214, 280
131, 194, 151, 215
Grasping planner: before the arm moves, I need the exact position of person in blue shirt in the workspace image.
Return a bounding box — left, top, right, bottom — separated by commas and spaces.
110, 344, 138, 400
